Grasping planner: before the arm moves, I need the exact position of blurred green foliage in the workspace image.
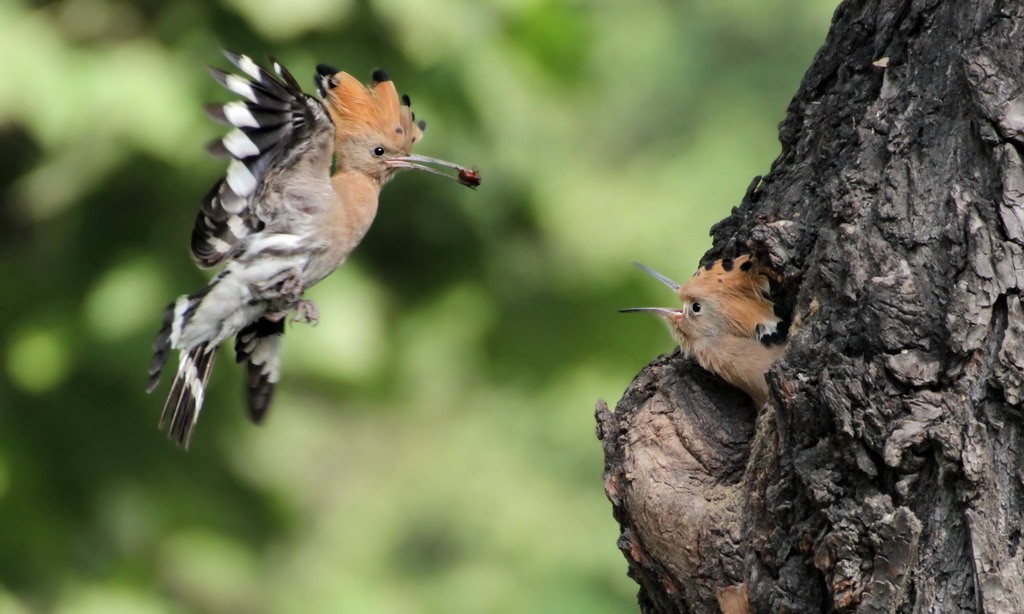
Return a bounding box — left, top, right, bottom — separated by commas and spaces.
0, 0, 836, 611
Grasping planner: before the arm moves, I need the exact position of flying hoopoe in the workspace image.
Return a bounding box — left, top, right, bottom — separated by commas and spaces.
621, 255, 786, 407
147, 52, 479, 448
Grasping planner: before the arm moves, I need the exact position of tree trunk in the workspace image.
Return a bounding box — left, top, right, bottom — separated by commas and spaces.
596, 0, 1024, 611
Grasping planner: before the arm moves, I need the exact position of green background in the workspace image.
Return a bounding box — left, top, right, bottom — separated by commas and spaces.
0, 1, 836, 611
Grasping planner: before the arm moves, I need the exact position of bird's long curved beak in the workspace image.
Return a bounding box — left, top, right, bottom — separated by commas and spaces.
632, 263, 680, 291
618, 307, 684, 317
386, 153, 481, 189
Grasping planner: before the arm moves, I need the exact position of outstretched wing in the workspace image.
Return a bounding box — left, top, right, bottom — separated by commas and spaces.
192, 52, 332, 268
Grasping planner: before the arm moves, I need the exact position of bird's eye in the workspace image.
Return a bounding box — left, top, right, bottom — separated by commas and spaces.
691, 303, 702, 314
373, 146, 385, 156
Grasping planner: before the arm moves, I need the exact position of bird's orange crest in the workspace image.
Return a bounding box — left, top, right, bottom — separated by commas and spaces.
317, 67, 424, 155
680, 255, 778, 338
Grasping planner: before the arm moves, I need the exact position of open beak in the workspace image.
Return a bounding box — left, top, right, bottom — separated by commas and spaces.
632, 262, 680, 291
621, 264, 684, 318
386, 153, 481, 189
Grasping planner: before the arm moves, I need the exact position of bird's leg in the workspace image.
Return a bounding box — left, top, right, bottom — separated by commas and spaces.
263, 310, 288, 323
251, 267, 305, 301
277, 269, 305, 300
254, 268, 318, 325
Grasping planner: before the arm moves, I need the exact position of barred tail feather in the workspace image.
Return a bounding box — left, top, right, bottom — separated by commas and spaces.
235, 318, 285, 423
146, 301, 175, 393
146, 288, 209, 392
192, 52, 321, 269
160, 344, 217, 448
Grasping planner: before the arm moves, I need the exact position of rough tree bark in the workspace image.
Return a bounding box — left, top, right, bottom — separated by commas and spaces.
597, 1, 1024, 611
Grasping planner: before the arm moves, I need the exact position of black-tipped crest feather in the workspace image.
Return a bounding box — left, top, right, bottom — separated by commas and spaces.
315, 63, 339, 97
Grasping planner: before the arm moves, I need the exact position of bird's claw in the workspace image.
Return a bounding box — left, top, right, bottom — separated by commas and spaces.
264, 299, 318, 326
291, 300, 319, 325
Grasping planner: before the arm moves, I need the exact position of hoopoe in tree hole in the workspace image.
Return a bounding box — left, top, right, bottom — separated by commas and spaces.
622, 255, 786, 407
147, 52, 479, 447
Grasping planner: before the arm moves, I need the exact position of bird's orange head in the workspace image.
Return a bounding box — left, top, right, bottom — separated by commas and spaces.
622, 255, 780, 351
316, 65, 479, 188
317, 67, 422, 154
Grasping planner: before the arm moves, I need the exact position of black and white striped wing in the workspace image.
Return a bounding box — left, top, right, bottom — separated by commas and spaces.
192, 52, 327, 268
